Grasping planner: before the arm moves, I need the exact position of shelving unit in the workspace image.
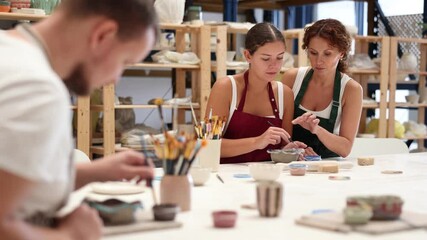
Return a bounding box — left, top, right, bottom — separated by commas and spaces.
351, 35, 390, 138
0, 12, 90, 155
388, 37, 427, 150
210, 25, 308, 81
282, 28, 308, 67
93, 24, 211, 156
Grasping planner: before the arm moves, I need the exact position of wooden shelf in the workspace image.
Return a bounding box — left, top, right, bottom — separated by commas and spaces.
0, 12, 47, 21
362, 102, 379, 108
387, 36, 427, 151
400, 135, 427, 140
395, 70, 427, 76
91, 103, 200, 111
70, 105, 77, 110
348, 68, 380, 75
127, 62, 200, 70
395, 102, 427, 108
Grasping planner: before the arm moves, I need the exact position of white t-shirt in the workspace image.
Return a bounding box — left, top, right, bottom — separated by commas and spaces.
292, 67, 351, 134
0, 30, 74, 224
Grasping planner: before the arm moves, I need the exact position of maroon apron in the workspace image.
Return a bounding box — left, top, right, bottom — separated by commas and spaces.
221, 71, 283, 164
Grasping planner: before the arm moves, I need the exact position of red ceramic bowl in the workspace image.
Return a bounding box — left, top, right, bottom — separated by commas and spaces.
212, 210, 237, 228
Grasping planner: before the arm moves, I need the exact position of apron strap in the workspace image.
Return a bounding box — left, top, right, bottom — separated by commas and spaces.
329, 68, 342, 125
267, 82, 280, 119
293, 68, 342, 131
236, 71, 249, 111
294, 68, 314, 107
238, 71, 281, 120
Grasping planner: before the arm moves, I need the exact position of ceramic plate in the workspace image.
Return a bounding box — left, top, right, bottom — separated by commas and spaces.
91, 182, 145, 195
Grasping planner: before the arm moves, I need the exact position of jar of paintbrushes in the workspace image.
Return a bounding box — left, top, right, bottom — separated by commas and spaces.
153, 132, 206, 211
194, 109, 225, 172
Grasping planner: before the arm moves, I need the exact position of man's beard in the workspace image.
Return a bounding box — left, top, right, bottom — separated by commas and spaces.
63, 63, 91, 96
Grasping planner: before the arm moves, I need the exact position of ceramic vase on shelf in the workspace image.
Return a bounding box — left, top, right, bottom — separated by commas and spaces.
160, 174, 193, 211
31, 0, 60, 15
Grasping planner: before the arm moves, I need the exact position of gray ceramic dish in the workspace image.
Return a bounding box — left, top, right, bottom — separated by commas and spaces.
88, 199, 142, 225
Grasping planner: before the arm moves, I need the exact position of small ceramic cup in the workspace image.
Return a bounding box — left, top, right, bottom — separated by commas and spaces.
212, 210, 237, 228
190, 166, 211, 186
160, 175, 192, 211
152, 204, 180, 221
289, 163, 307, 176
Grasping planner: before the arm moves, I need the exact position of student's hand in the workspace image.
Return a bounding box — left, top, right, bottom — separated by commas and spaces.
59, 204, 102, 240
292, 112, 321, 134
256, 127, 291, 150
96, 150, 154, 182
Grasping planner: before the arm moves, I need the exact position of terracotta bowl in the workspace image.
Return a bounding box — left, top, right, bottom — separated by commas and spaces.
212, 210, 237, 228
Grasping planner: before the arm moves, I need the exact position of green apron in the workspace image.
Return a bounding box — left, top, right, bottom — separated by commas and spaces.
293, 68, 341, 158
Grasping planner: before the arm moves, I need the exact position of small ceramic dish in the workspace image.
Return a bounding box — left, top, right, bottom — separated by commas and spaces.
405, 94, 420, 104
343, 206, 373, 225
289, 163, 307, 176
88, 199, 142, 225
249, 163, 282, 181
212, 210, 237, 228
190, 166, 211, 186
0, 1, 11, 12
346, 195, 403, 220
304, 155, 322, 161
91, 181, 145, 195
268, 148, 304, 163
152, 204, 180, 221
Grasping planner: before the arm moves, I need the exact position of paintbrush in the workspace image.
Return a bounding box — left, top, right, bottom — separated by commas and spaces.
140, 131, 158, 205
148, 98, 167, 133
267, 120, 293, 143
189, 100, 198, 126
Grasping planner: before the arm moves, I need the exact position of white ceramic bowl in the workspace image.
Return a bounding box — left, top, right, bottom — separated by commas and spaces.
190, 166, 211, 186
405, 94, 419, 104
226, 51, 236, 62
249, 164, 282, 181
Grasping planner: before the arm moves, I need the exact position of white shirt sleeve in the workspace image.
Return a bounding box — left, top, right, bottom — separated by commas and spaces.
0, 76, 70, 182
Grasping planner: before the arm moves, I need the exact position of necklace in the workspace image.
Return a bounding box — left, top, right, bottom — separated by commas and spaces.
16, 23, 53, 66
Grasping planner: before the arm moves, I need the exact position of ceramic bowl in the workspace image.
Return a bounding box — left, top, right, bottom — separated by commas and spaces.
190, 166, 211, 186
405, 94, 420, 104
152, 204, 180, 221
268, 148, 304, 163
212, 210, 237, 228
249, 163, 282, 181
226, 51, 236, 62
88, 199, 141, 225
346, 195, 403, 220
343, 206, 373, 225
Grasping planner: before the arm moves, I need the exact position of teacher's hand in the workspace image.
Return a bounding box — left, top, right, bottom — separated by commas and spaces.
292, 112, 320, 134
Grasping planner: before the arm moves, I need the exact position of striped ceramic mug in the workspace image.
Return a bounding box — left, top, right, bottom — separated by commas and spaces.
256, 181, 283, 217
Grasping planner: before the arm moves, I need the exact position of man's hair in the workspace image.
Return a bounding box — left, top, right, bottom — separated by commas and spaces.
59, 0, 158, 41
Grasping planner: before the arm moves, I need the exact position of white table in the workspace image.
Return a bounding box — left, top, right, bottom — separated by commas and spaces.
104, 152, 427, 240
